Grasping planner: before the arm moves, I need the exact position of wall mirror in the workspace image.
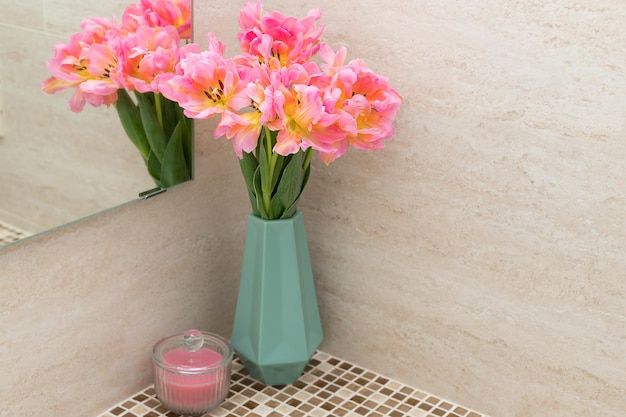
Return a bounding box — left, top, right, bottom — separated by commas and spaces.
0, 0, 193, 247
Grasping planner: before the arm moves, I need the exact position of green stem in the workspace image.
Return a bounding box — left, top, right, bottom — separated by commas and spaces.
303, 147, 313, 171
261, 125, 278, 216
154, 92, 164, 128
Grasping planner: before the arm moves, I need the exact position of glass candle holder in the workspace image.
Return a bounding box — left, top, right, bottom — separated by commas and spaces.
152, 330, 233, 416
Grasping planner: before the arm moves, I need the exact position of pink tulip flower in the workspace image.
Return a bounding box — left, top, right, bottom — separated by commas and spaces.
318, 45, 402, 154
42, 20, 122, 112
214, 110, 263, 158
159, 47, 250, 120
120, 25, 182, 93
238, 1, 324, 68
122, 0, 191, 39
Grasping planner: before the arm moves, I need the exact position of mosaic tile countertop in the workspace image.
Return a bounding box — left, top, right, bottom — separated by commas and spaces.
0, 221, 31, 246
98, 351, 490, 417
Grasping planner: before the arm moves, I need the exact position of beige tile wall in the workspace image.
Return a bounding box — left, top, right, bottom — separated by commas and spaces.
0, 1, 624, 417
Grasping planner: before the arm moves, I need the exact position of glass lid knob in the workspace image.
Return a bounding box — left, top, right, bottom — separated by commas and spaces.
182, 329, 204, 352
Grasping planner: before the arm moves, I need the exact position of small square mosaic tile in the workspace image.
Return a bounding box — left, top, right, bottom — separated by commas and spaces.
98, 351, 490, 417
0, 220, 31, 245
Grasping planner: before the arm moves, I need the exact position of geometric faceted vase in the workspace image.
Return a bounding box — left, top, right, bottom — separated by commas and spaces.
231, 210, 323, 386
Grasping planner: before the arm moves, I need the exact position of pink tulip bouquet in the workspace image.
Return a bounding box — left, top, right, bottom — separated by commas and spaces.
42, 0, 193, 188
160, 1, 402, 219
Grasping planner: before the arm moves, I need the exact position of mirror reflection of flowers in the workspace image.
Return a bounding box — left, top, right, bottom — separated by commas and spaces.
160, 1, 402, 219
42, 0, 193, 188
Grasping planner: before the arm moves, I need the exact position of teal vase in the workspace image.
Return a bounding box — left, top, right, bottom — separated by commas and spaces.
231, 210, 323, 385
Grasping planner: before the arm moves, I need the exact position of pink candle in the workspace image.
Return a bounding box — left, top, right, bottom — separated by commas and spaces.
153, 331, 233, 416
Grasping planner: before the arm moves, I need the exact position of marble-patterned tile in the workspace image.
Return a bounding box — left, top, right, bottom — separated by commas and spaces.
43, 0, 128, 35
0, 0, 44, 30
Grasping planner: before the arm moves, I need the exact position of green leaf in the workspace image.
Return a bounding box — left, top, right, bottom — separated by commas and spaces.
136, 92, 168, 163
172, 102, 193, 179
239, 151, 259, 213
252, 166, 265, 218
160, 122, 191, 187
258, 138, 271, 192
146, 150, 163, 187
281, 200, 299, 219
282, 148, 312, 217
181, 117, 193, 179
301, 148, 313, 191
115, 89, 150, 159
257, 137, 276, 216
269, 194, 285, 219
173, 97, 190, 131
301, 158, 311, 192
271, 154, 285, 194
160, 95, 179, 139
277, 150, 305, 209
